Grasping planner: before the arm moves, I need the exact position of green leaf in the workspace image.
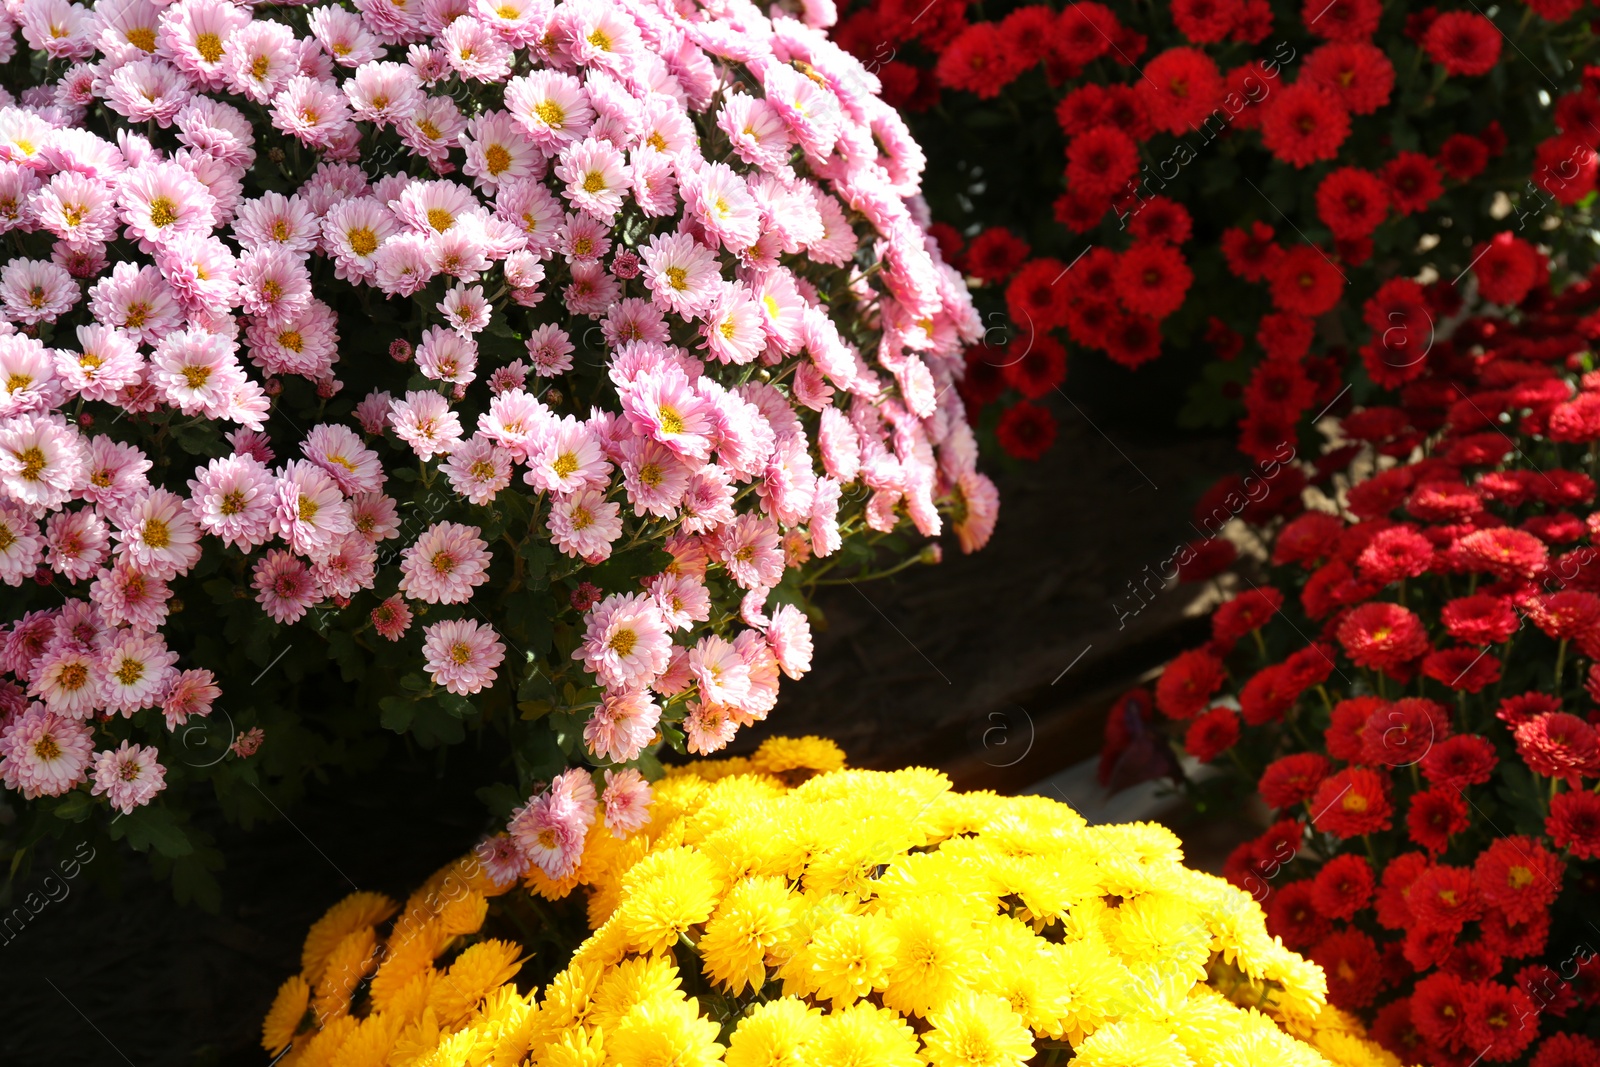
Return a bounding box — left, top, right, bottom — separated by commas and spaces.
111, 805, 194, 858
379, 695, 415, 733
170, 850, 224, 913
476, 782, 524, 821
52, 790, 92, 823
518, 699, 553, 720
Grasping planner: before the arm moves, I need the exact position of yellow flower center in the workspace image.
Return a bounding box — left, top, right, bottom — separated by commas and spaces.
485, 143, 512, 175
148, 197, 178, 227
196, 32, 224, 63
607, 628, 636, 656
427, 207, 454, 232
533, 100, 565, 127
348, 227, 378, 256
143, 517, 170, 550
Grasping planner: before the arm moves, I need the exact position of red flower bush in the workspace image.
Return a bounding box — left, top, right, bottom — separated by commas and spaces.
832, 0, 1600, 462
1129, 270, 1600, 1062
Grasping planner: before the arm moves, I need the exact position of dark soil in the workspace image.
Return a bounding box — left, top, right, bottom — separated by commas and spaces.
5, 404, 1241, 1067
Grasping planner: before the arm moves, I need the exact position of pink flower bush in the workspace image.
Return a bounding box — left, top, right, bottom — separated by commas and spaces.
0, 0, 993, 883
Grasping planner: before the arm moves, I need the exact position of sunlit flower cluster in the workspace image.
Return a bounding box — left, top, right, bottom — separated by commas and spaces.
0, 0, 995, 835
263, 736, 1415, 1067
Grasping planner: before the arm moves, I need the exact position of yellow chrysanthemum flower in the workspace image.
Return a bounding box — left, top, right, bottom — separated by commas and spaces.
878, 895, 979, 1017
427, 939, 524, 1026
920, 991, 1035, 1067
699, 875, 795, 995
261, 974, 311, 1053
1068, 1018, 1195, 1067
802, 1001, 922, 1067
726, 997, 822, 1067
606, 994, 724, 1067
301, 891, 397, 982
588, 952, 682, 1030
746, 735, 846, 781
538, 1025, 605, 1067
784, 910, 896, 1008
614, 848, 722, 955
294, 1014, 359, 1067
370, 918, 449, 1014
326, 1010, 396, 1067
313, 926, 379, 1021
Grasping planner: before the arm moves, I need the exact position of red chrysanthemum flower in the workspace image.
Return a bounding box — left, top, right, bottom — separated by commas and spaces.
1212, 586, 1284, 644
1005, 259, 1073, 332
1346, 467, 1415, 519
1408, 863, 1481, 933
1453, 525, 1549, 580
1482, 908, 1550, 961
1529, 1034, 1600, 1067
995, 402, 1057, 460
1311, 767, 1393, 838
1441, 594, 1520, 645
1382, 153, 1445, 217
1337, 602, 1430, 673
1155, 647, 1227, 719
1550, 392, 1600, 443
962, 228, 1031, 283
1472, 232, 1542, 307
1437, 133, 1491, 181
1407, 480, 1483, 522
1475, 836, 1565, 923
1283, 642, 1336, 689
1555, 88, 1600, 139
1274, 511, 1345, 566
1549, 789, 1600, 859
1359, 697, 1451, 767
1113, 241, 1193, 320
934, 23, 1026, 97
1313, 930, 1383, 1010
1517, 712, 1600, 785
1421, 646, 1503, 693
1267, 244, 1345, 316
1315, 166, 1389, 240
1063, 296, 1117, 348
1464, 982, 1540, 1062
1128, 196, 1193, 245
1054, 188, 1110, 234
1056, 84, 1109, 136
1256, 312, 1315, 361
1171, 0, 1241, 43
1355, 525, 1433, 584
1185, 706, 1240, 762
1534, 134, 1600, 206
1177, 536, 1237, 582
1238, 409, 1297, 464
1373, 851, 1431, 929
1526, 589, 1600, 641
1407, 788, 1470, 853
1303, 0, 1380, 40
1137, 46, 1224, 136
1312, 854, 1375, 920
1101, 311, 1163, 368
1261, 82, 1351, 168
1266, 879, 1332, 949
1067, 125, 1140, 200
1051, 1, 1119, 66
1002, 333, 1068, 400
1327, 695, 1386, 762
1259, 752, 1332, 810
1243, 357, 1317, 416
998, 4, 1058, 66
1304, 41, 1393, 114
960, 344, 1008, 409
1220, 221, 1281, 281
1498, 691, 1563, 729
1410, 972, 1476, 1048
1424, 11, 1503, 76
1370, 998, 1425, 1063
1523, 512, 1587, 545
1421, 734, 1498, 791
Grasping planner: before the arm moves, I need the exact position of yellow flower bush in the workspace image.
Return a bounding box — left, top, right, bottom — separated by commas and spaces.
263, 738, 1410, 1067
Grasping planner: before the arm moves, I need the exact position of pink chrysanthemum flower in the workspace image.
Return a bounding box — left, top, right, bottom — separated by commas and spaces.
620, 437, 691, 519
113, 487, 203, 580
55, 325, 142, 404
441, 16, 513, 82
575, 592, 672, 689
29, 643, 105, 719
640, 230, 722, 319
321, 197, 396, 281
717, 92, 795, 173
0, 258, 78, 325
473, 833, 529, 888
389, 390, 463, 460
87, 262, 182, 347
767, 603, 815, 680
34, 172, 118, 244
504, 69, 593, 151
235, 246, 313, 325
274, 459, 354, 562
684, 699, 739, 755
583, 687, 660, 763
689, 634, 752, 708
420, 617, 505, 695
620, 368, 715, 462
156, 232, 239, 313
525, 323, 575, 376
0, 413, 88, 511
416, 325, 479, 385
371, 595, 413, 641
159, 0, 251, 89
102, 629, 179, 716
252, 548, 318, 625
233, 191, 319, 255
349, 492, 402, 544
439, 283, 492, 334
90, 559, 173, 632
679, 465, 737, 536
308, 7, 384, 69
223, 19, 297, 103
186, 453, 275, 550
547, 487, 623, 562
0, 705, 94, 799
90, 741, 168, 814
684, 162, 761, 252
105, 59, 193, 128
151, 328, 245, 418
118, 161, 217, 250
442, 435, 513, 505
701, 283, 768, 365
554, 137, 630, 224
45, 508, 111, 583
230, 727, 264, 758
525, 415, 609, 494
301, 424, 383, 496
271, 74, 355, 149
477, 388, 552, 459
399, 521, 491, 605
647, 572, 711, 632
601, 297, 667, 348
0, 335, 60, 418
160, 668, 220, 728
311, 534, 378, 599
715, 513, 786, 590
600, 767, 652, 836
343, 60, 422, 125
